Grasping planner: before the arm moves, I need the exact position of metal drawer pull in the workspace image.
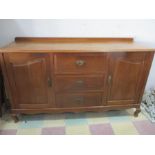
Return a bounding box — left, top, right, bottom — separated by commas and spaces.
75, 97, 84, 103
76, 80, 84, 85
75, 60, 85, 66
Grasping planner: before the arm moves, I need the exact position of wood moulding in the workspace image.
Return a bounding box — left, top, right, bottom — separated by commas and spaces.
15, 37, 134, 43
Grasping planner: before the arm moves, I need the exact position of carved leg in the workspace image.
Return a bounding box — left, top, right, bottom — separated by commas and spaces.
134, 108, 141, 117
11, 114, 19, 123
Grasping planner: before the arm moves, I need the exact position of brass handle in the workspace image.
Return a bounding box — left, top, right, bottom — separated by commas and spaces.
75, 60, 85, 66
108, 75, 112, 85
76, 80, 84, 85
48, 77, 52, 87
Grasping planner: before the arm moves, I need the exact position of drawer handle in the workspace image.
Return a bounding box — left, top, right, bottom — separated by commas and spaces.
76, 80, 84, 85
75, 97, 84, 103
75, 60, 85, 66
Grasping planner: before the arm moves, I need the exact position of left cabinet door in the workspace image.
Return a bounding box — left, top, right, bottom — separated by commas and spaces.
4, 53, 53, 109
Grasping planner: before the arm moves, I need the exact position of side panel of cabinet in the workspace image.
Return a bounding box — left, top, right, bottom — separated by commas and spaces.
107, 52, 150, 105
3, 53, 55, 109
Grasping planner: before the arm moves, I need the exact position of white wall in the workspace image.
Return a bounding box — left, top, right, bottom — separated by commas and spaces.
0, 19, 155, 90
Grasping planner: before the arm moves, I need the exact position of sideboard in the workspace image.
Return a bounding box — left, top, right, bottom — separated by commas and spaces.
0, 37, 154, 122
0, 68, 3, 117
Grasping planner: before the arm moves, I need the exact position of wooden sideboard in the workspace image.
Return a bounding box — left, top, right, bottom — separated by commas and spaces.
0, 70, 2, 117
0, 37, 154, 122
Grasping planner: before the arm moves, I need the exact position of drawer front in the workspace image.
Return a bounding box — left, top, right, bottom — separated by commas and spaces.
56, 93, 103, 108
55, 75, 105, 92
54, 53, 107, 74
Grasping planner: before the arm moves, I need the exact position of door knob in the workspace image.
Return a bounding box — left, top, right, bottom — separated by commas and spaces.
47, 77, 52, 87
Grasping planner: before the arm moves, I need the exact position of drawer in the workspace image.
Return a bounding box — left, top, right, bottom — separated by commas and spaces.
55, 75, 105, 92
54, 53, 107, 74
56, 92, 103, 108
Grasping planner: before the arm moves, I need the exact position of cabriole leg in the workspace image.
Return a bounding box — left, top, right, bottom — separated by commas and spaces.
134, 108, 141, 117
11, 114, 19, 123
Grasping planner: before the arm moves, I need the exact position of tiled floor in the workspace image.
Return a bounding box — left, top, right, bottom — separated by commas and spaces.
0, 109, 155, 135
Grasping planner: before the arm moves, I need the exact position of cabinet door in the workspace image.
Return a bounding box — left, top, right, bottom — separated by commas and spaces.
107, 52, 146, 105
4, 53, 53, 109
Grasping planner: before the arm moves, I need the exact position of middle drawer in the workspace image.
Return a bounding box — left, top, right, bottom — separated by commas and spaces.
55, 75, 105, 92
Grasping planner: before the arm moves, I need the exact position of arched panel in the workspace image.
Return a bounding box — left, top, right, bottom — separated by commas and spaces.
107, 52, 146, 105
5, 53, 53, 109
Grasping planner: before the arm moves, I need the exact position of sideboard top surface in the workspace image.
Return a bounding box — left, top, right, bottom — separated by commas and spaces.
1, 37, 155, 53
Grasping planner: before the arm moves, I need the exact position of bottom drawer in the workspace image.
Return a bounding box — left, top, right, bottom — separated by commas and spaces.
56, 93, 103, 108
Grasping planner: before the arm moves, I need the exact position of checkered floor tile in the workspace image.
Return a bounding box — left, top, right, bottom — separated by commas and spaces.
0, 109, 155, 135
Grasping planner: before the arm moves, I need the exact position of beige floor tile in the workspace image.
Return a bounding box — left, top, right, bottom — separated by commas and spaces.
16, 128, 41, 135
111, 122, 139, 135
66, 125, 90, 135
0, 120, 19, 129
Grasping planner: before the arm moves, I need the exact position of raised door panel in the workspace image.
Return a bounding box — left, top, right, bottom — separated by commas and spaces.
4, 53, 53, 109
107, 52, 146, 105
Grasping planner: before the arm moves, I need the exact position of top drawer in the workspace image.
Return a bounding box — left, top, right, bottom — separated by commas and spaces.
54, 53, 107, 74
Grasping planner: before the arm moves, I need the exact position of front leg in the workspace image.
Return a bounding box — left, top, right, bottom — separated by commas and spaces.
134, 108, 141, 117
11, 114, 19, 123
